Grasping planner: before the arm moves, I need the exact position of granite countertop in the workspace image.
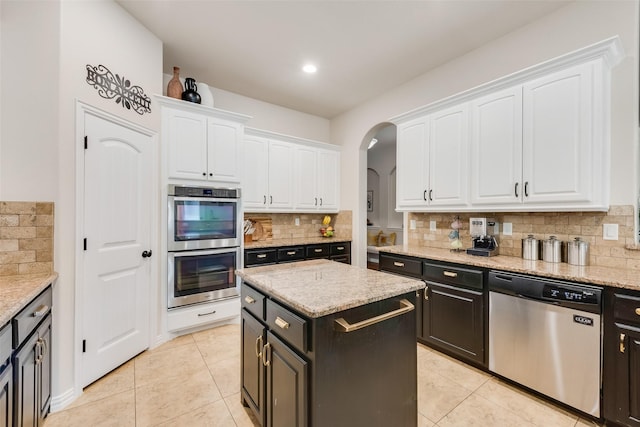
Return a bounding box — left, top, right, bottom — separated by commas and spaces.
236, 259, 424, 318
0, 273, 58, 327
378, 245, 640, 291
244, 237, 351, 249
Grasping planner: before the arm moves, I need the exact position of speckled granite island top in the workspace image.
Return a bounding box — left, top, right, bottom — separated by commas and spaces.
379, 245, 640, 291
236, 259, 424, 318
0, 273, 58, 326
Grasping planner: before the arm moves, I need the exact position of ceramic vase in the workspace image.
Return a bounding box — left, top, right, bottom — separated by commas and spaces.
198, 82, 214, 107
182, 77, 201, 104
167, 66, 183, 99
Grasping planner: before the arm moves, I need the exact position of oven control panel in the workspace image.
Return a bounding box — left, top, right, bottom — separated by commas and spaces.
170, 185, 240, 199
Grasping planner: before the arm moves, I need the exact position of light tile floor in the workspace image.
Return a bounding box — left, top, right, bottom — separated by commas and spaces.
45, 324, 603, 427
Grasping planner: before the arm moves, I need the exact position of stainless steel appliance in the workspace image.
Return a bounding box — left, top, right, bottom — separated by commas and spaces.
168, 184, 242, 309
168, 247, 240, 308
168, 184, 241, 251
466, 217, 498, 257
488, 270, 603, 417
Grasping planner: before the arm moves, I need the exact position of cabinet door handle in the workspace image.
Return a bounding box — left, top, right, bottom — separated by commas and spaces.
262, 342, 271, 366
635, 308, 640, 316
255, 335, 263, 358
315, 197, 318, 206
334, 299, 414, 333
524, 181, 529, 197
33, 304, 49, 318
270, 195, 273, 204
257, 254, 267, 259
514, 182, 519, 198
314, 248, 323, 253
244, 296, 256, 304
337, 246, 344, 251
423, 190, 427, 201
424, 286, 429, 300
275, 316, 290, 330
286, 251, 296, 256
429, 189, 433, 201
443, 271, 458, 278
620, 333, 626, 353
393, 261, 405, 267
263, 195, 266, 205
320, 198, 323, 206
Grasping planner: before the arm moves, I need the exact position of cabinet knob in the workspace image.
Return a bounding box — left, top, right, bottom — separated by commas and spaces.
202, 172, 206, 176
314, 248, 323, 253
635, 308, 640, 316
244, 296, 256, 304
209, 173, 213, 177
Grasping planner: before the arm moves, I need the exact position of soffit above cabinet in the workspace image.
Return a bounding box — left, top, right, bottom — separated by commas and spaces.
244, 127, 339, 152
156, 95, 252, 124
389, 36, 624, 125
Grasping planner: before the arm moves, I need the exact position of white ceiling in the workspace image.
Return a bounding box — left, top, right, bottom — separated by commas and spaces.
117, 0, 571, 119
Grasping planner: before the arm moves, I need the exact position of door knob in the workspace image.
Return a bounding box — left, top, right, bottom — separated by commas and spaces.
142, 250, 152, 258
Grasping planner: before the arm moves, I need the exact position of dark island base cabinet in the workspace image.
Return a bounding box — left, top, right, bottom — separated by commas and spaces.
603, 287, 640, 427
241, 283, 417, 427
0, 365, 11, 427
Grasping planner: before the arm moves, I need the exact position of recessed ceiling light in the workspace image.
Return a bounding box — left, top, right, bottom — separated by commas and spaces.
302, 64, 317, 73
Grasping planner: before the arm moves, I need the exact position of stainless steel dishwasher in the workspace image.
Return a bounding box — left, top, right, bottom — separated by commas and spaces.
488, 270, 603, 417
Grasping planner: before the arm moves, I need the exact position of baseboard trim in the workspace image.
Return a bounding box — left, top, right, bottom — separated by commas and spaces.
50, 386, 77, 413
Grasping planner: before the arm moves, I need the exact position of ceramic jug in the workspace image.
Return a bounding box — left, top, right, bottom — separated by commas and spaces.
181, 77, 201, 104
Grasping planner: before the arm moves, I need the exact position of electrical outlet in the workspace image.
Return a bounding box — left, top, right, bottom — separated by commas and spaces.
502, 222, 512, 236
410, 219, 416, 230
295, 217, 300, 226
603, 223, 618, 240
430, 220, 437, 231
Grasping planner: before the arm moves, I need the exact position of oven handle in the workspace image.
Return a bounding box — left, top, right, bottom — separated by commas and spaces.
169, 247, 241, 258
334, 299, 414, 333
170, 195, 240, 203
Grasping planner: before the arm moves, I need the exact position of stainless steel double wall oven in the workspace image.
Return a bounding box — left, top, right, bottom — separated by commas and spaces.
167, 185, 242, 309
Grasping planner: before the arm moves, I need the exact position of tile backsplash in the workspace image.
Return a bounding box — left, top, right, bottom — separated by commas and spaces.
0, 202, 54, 276
409, 205, 640, 269
244, 210, 352, 242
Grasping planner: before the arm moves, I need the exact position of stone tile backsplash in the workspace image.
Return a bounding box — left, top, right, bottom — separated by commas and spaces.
409, 205, 640, 269
0, 202, 54, 276
244, 210, 352, 242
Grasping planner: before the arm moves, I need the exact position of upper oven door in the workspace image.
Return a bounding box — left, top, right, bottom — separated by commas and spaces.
168, 195, 241, 251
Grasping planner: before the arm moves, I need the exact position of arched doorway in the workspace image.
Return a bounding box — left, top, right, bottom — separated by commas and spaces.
359, 122, 402, 269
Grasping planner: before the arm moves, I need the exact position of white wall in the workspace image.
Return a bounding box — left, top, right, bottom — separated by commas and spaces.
332, 0, 639, 267
0, 1, 61, 200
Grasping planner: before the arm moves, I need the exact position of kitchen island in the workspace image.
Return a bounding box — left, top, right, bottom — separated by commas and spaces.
236, 259, 424, 427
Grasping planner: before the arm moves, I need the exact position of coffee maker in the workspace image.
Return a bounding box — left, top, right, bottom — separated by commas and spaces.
466, 217, 498, 257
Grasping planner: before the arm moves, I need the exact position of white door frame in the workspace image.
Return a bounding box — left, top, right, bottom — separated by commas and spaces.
73, 101, 159, 399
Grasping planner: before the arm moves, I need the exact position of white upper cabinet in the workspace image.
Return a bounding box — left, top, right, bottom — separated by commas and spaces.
396, 104, 469, 211
159, 96, 250, 185
294, 146, 340, 212
470, 86, 523, 206
429, 104, 469, 207
522, 62, 595, 206
393, 36, 623, 212
242, 129, 339, 213
396, 117, 429, 209
241, 136, 293, 211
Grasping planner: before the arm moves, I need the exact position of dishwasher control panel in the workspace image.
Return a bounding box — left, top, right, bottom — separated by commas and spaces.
542, 285, 599, 304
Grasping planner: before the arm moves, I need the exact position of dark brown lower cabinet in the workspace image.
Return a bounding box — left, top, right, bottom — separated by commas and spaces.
241, 310, 266, 424
0, 365, 11, 427
422, 281, 484, 365
604, 288, 640, 426
264, 331, 308, 427
13, 314, 51, 427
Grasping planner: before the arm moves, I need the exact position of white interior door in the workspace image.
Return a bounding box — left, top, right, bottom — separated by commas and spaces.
81, 112, 152, 387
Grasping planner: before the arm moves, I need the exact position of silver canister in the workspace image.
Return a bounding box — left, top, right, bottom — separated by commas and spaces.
542, 236, 562, 263
521, 234, 539, 260
567, 237, 590, 266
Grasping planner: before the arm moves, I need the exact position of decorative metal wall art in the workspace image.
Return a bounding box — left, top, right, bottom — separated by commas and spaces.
86, 64, 151, 115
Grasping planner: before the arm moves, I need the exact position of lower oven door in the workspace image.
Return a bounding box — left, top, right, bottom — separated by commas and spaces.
168, 247, 240, 309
